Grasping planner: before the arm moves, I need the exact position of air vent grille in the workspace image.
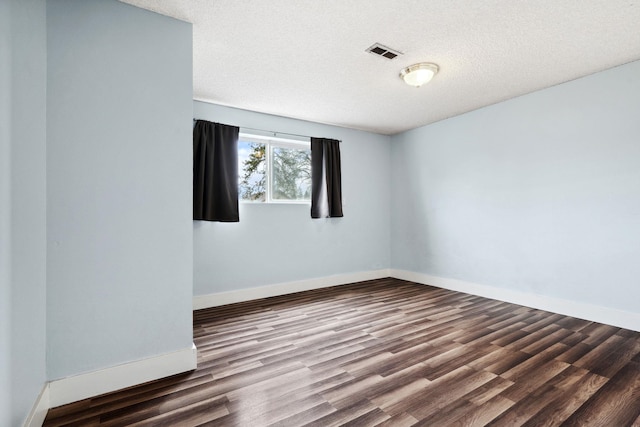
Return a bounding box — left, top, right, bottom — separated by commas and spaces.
366, 43, 402, 60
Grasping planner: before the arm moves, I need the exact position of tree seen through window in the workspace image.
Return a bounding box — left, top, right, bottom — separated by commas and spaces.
239, 137, 311, 202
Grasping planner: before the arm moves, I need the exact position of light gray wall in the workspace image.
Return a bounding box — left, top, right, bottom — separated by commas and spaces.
391, 60, 640, 313
47, 0, 193, 379
5, 0, 48, 425
193, 101, 391, 295
0, 0, 12, 423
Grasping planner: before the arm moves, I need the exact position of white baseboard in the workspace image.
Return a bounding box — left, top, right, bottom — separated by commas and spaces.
48, 343, 197, 408
23, 384, 49, 427
194, 268, 640, 331
391, 269, 640, 332
193, 269, 392, 310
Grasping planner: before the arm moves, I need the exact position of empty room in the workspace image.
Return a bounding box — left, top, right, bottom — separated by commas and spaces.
3, 0, 640, 426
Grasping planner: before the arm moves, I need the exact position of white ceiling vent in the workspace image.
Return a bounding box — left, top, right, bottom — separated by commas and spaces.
366, 43, 403, 60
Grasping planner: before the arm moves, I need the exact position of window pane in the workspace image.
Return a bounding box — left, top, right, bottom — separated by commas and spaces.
239, 140, 266, 201
271, 146, 311, 201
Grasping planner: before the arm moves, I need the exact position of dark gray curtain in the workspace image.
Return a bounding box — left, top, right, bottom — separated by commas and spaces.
311, 137, 343, 218
193, 120, 239, 222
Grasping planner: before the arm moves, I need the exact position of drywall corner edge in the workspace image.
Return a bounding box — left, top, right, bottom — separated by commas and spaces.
391, 269, 640, 332
48, 343, 197, 409
23, 384, 49, 427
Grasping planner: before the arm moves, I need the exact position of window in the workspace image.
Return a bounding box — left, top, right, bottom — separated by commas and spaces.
238, 133, 311, 203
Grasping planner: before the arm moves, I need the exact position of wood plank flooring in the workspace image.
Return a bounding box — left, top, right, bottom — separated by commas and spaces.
43, 278, 640, 426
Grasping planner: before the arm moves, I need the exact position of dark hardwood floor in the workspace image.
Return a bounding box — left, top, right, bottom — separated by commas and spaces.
44, 278, 640, 426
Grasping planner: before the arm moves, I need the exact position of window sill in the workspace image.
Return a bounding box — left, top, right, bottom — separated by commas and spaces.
240, 201, 310, 206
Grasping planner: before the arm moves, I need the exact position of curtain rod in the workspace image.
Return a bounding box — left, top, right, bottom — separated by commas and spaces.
193, 119, 341, 143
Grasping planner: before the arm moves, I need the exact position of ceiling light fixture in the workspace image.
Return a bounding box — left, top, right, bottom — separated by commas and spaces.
400, 62, 439, 87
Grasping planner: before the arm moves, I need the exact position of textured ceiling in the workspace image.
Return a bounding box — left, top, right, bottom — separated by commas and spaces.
121, 0, 640, 135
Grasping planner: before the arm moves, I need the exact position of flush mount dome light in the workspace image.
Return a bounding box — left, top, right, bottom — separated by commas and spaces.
400, 62, 439, 87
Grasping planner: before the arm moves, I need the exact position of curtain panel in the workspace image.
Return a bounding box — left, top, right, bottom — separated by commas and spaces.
311, 137, 343, 218
193, 120, 240, 222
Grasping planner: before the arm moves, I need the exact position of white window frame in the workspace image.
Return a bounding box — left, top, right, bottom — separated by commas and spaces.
238, 132, 311, 204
